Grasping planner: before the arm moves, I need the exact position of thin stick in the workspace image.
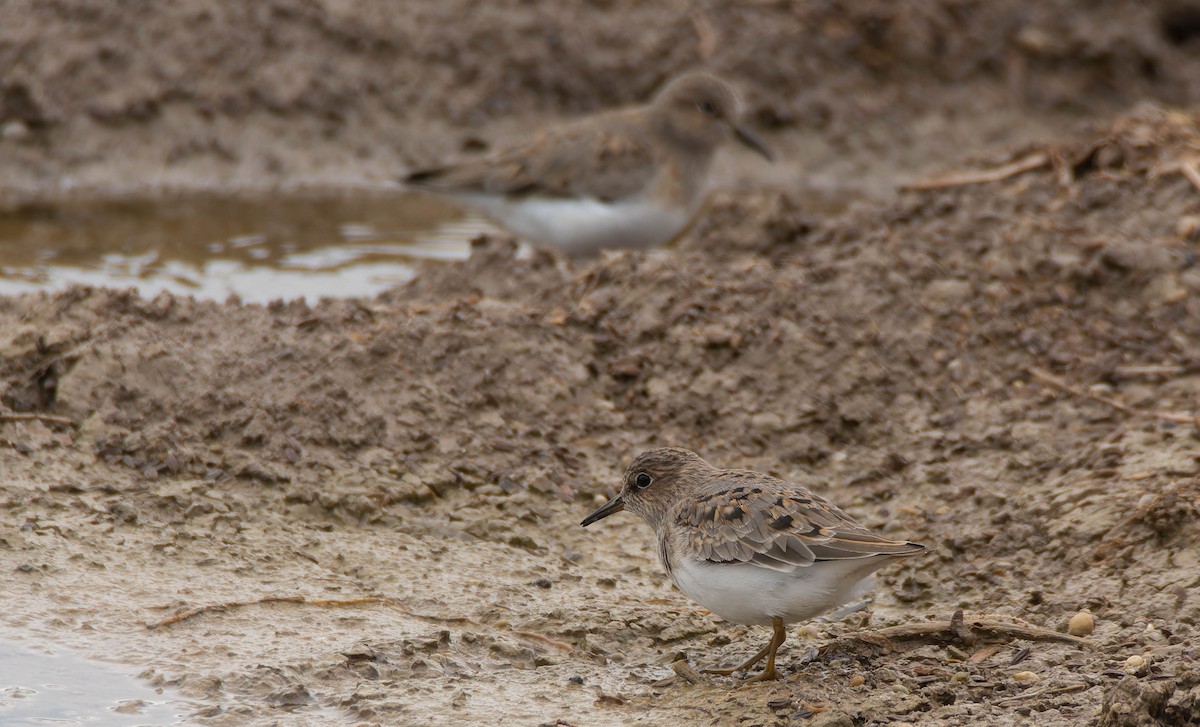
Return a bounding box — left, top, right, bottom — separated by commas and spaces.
1181, 160, 1200, 194
147, 595, 477, 630
0, 411, 77, 428
672, 659, 704, 684
820, 611, 1091, 657
1112, 364, 1185, 379
994, 682, 1088, 706
146, 594, 576, 653
690, 12, 718, 61
1028, 367, 1199, 426
900, 153, 1049, 191
873, 615, 1090, 647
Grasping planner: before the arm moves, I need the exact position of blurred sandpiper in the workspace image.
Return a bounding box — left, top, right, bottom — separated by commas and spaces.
403, 72, 773, 257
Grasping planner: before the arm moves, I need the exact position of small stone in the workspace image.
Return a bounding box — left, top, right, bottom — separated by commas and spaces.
945, 645, 970, 661
1068, 611, 1095, 636
951, 671, 970, 683
340, 643, 377, 662
1146, 274, 1187, 305
1123, 654, 1149, 676
751, 412, 785, 431
0, 120, 30, 141
891, 684, 910, 694
922, 278, 973, 308
1177, 215, 1200, 241
848, 674, 865, 687
1012, 671, 1039, 683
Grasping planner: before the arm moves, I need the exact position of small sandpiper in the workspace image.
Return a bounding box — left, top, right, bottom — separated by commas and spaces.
403, 72, 773, 257
581, 448, 926, 681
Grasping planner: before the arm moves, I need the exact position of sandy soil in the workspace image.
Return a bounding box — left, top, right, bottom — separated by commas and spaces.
3, 1, 1200, 726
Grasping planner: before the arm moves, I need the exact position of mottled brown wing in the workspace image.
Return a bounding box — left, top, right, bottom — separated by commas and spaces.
403, 112, 660, 202
675, 474, 926, 573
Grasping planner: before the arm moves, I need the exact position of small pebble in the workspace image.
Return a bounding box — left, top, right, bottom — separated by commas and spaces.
0, 120, 30, 141
951, 672, 970, 683
1178, 215, 1200, 241
891, 684, 910, 695
1012, 671, 1039, 683
1123, 654, 1149, 676
945, 645, 970, 661
1068, 611, 1095, 636
848, 674, 865, 687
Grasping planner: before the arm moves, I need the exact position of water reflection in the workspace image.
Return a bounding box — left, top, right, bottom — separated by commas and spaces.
0, 639, 185, 726
0, 192, 489, 302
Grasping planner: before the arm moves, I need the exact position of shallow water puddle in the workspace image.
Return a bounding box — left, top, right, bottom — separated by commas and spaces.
0, 192, 490, 303
0, 639, 184, 726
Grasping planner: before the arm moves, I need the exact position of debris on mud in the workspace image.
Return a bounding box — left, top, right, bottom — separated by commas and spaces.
3, 2, 1200, 725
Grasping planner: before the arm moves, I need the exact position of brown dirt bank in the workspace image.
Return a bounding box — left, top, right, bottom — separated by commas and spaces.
3, 106, 1200, 725
4, 1, 1200, 725
4, 0, 1200, 199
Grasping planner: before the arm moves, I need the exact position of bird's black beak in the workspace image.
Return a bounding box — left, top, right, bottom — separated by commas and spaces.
734, 125, 775, 162
580, 493, 625, 527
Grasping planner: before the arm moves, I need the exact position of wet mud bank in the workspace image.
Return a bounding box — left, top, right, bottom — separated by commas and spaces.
3, 1, 1200, 725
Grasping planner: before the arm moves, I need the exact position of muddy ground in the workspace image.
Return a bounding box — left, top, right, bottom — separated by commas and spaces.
3, 1, 1200, 726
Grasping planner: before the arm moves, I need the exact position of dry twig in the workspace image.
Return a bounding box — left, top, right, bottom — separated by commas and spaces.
147, 593, 576, 652
1181, 160, 1200, 194
0, 411, 77, 428
820, 610, 1091, 658
672, 659, 704, 684
147, 595, 477, 630
1028, 367, 1198, 427
1112, 364, 1186, 379
994, 682, 1088, 706
690, 12, 718, 61
900, 152, 1049, 191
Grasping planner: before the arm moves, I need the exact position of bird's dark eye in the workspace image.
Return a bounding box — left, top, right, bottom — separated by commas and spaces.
697, 100, 717, 116
634, 472, 653, 489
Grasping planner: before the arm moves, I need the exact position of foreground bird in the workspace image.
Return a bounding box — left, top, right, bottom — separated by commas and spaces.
581, 448, 926, 681
403, 72, 773, 257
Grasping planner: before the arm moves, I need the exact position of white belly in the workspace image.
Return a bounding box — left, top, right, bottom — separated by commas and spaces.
459, 194, 691, 257
669, 557, 891, 627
